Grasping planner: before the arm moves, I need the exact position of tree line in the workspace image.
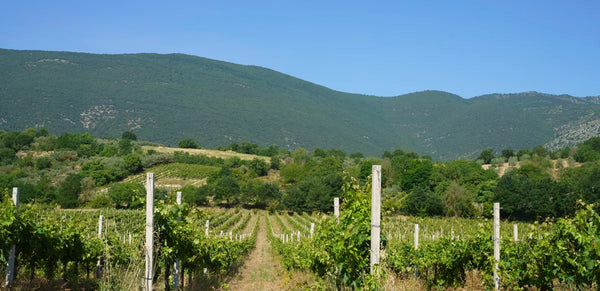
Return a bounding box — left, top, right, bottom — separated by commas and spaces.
4, 128, 600, 222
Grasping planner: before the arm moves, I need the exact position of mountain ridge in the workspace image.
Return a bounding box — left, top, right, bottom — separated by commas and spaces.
1, 48, 599, 159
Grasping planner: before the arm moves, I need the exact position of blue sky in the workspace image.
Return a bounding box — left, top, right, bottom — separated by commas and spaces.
1, 1, 598, 98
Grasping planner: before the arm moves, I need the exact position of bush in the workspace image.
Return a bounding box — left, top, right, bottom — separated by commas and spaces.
121, 131, 137, 141
180, 185, 208, 206
87, 194, 112, 208
109, 182, 145, 209
34, 157, 52, 170
178, 139, 199, 149
57, 173, 82, 208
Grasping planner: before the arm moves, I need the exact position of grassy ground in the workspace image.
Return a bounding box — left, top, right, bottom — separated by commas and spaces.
142, 145, 270, 161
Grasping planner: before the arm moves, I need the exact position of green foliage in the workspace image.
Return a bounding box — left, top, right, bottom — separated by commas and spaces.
495, 165, 576, 221
56, 133, 101, 157
477, 149, 494, 164
34, 156, 52, 170
574, 137, 600, 162
179, 185, 208, 206
118, 138, 133, 155
501, 149, 514, 161
122, 153, 142, 173
57, 173, 82, 208
0, 148, 16, 164
121, 131, 137, 141
177, 138, 199, 149
5, 50, 600, 159
404, 186, 444, 216
173, 151, 223, 166
248, 157, 269, 176
108, 182, 145, 209
280, 162, 304, 183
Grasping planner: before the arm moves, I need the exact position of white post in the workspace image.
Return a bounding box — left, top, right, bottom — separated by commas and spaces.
334, 197, 340, 223
205, 220, 210, 236
513, 224, 518, 242
144, 173, 155, 291
310, 223, 315, 238
5, 187, 19, 287
370, 165, 381, 274
174, 191, 182, 290
414, 224, 419, 250
96, 215, 103, 278
493, 202, 500, 290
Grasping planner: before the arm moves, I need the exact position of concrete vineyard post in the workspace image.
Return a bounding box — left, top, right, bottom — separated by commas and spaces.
310, 223, 315, 238
414, 224, 419, 250
205, 220, 210, 236
513, 224, 518, 242
174, 191, 182, 290
4, 187, 19, 287
144, 173, 155, 291
334, 197, 340, 223
370, 165, 381, 274
493, 203, 500, 290
96, 215, 103, 278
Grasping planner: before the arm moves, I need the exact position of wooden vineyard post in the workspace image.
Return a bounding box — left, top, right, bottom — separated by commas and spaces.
414, 224, 419, 250
5, 187, 19, 287
144, 173, 155, 291
493, 202, 500, 290
96, 215, 103, 278
370, 165, 381, 274
334, 197, 340, 223
513, 224, 518, 242
173, 191, 182, 290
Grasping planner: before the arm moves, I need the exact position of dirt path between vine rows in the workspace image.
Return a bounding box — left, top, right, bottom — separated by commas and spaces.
226, 212, 288, 290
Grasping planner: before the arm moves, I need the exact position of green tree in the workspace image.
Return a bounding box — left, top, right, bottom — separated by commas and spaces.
118, 138, 133, 155
57, 174, 82, 208
123, 153, 143, 173
0, 148, 16, 165
212, 176, 239, 205
109, 182, 145, 209
443, 182, 476, 217
501, 149, 515, 161
404, 186, 443, 216
180, 185, 208, 206
257, 182, 281, 207
121, 131, 137, 141
477, 149, 494, 164
532, 145, 547, 157
178, 138, 199, 149
280, 162, 304, 183
312, 147, 328, 158
248, 158, 269, 176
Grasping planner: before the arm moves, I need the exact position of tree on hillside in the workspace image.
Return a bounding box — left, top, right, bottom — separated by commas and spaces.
123, 153, 143, 173
477, 149, 494, 164
532, 145, 547, 157
57, 173, 82, 208
121, 131, 137, 141
213, 176, 239, 205
178, 138, 199, 149
109, 182, 145, 209
501, 149, 515, 161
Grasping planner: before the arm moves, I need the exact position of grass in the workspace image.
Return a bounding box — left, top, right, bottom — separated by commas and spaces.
142, 145, 270, 161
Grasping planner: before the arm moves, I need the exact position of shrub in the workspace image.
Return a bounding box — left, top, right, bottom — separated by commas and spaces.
178, 138, 199, 149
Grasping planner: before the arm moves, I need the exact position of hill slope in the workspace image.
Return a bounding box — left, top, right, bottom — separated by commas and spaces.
1, 49, 599, 159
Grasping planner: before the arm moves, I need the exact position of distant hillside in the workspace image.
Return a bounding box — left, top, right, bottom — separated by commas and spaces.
1, 49, 599, 159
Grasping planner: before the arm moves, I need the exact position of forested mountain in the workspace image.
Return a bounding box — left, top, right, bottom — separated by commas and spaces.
1, 48, 599, 160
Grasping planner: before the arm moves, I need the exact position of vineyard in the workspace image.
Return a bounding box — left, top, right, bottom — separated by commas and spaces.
4, 170, 600, 290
